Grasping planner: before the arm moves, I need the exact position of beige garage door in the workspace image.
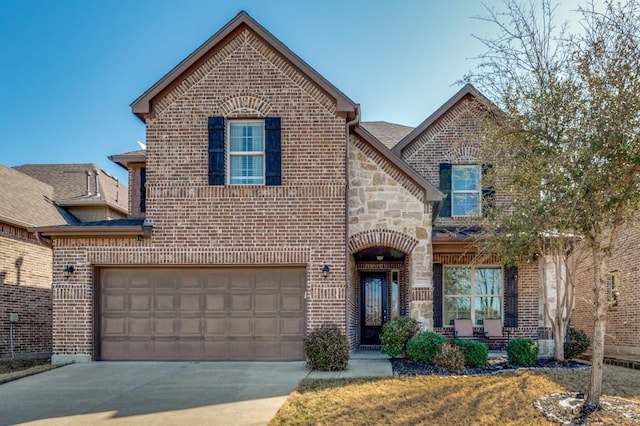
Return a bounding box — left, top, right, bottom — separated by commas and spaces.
98, 267, 306, 361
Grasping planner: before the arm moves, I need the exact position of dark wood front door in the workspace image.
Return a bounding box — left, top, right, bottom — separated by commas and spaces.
360, 272, 388, 345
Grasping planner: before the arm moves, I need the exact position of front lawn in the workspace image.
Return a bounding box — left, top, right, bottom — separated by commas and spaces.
270, 365, 640, 425
0, 358, 57, 384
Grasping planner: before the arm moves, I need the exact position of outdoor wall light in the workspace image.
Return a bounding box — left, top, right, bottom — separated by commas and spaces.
63, 265, 75, 279
376, 255, 384, 261
322, 264, 330, 278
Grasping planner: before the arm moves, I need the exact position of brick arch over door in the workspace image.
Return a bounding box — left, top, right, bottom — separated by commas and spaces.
348, 229, 419, 255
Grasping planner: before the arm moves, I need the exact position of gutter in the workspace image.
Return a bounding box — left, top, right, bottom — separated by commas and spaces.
32, 224, 153, 239
344, 104, 360, 336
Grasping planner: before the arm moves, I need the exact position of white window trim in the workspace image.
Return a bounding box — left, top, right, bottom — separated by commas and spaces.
451, 164, 481, 218
443, 265, 503, 326
227, 119, 265, 186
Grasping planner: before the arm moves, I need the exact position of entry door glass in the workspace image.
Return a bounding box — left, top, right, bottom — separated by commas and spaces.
361, 272, 387, 345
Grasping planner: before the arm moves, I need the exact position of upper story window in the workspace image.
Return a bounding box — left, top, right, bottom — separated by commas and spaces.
452, 165, 481, 217
228, 121, 265, 185
208, 116, 281, 186
438, 163, 491, 218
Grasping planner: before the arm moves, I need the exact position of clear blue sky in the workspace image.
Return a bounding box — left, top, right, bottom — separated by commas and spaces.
0, 0, 586, 183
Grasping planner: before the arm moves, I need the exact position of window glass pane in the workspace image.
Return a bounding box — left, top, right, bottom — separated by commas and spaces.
229, 122, 264, 152
452, 193, 480, 217
452, 165, 480, 191
444, 297, 471, 325
444, 267, 471, 295
475, 268, 502, 295
230, 155, 264, 185
391, 271, 399, 319
475, 296, 502, 322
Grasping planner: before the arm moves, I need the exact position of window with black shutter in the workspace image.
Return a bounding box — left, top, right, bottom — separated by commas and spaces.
433, 263, 443, 327
208, 116, 281, 186
438, 163, 452, 217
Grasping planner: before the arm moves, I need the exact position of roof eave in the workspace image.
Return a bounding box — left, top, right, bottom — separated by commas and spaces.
108, 153, 147, 169
130, 11, 357, 122
32, 224, 152, 238
391, 84, 501, 156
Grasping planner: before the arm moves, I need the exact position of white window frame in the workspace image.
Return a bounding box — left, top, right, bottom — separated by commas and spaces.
227, 119, 265, 186
443, 265, 503, 326
451, 164, 481, 217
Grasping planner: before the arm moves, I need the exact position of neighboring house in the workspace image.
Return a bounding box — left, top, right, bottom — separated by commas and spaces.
38, 12, 554, 363
572, 227, 640, 357
0, 164, 128, 358
15, 164, 128, 221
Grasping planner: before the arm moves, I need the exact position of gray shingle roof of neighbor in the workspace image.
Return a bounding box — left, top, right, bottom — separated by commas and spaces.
0, 164, 75, 228
360, 121, 415, 149
14, 163, 128, 214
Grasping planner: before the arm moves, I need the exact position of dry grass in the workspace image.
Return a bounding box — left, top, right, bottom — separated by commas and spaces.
270, 365, 640, 425
0, 358, 57, 385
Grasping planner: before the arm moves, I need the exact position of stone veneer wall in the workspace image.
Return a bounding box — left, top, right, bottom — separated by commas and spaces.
0, 223, 52, 358
50, 25, 349, 360
348, 133, 433, 336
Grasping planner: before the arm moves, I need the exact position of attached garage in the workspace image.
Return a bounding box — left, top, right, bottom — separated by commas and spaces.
96, 267, 306, 361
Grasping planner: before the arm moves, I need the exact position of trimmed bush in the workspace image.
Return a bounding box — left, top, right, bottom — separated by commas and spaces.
455, 339, 488, 367
507, 338, 538, 367
565, 328, 590, 359
432, 344, 466, 372
406, 332, 448, 363
380, 317, 420, 358
303, 324, 349, 371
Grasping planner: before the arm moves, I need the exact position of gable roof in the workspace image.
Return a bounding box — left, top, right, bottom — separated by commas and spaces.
0, 164, 74, 229
131, 11, 357, 121
391, 84, 499, 156
360, 121, 414, 149
351, 126, 442, 215
14, 164, 128, 214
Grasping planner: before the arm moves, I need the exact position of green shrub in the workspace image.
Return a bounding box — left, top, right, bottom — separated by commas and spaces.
432, 344, 466, 372
406, 332, 448, 363
455, 339, 488, 367
507, 338, 538, 367
565, 328, 590, 359
303, 324, 349, 371
380, 317, 420, 358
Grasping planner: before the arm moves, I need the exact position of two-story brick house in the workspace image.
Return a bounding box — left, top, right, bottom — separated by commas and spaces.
38, 12, 550, 363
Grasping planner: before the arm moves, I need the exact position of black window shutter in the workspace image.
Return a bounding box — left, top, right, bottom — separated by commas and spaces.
264, 117, 281, 186
433, 263, 443, 328
504, 266, 518, 327
482, 164, 495, 214
208, 116, 225, 185
438, 163, 452, 217
140, 167, 146, 213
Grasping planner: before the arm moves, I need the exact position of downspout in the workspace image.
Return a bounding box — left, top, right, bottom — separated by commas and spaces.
34, 231, 53, 249
344, 104, 360, 346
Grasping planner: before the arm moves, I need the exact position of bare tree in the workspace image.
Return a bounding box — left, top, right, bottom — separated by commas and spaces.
469, 0, 640, 406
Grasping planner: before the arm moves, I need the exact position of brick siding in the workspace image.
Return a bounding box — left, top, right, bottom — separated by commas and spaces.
0, 224, 52, 357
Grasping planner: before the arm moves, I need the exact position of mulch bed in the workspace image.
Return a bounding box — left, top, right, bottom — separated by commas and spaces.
391, 356, 589, 376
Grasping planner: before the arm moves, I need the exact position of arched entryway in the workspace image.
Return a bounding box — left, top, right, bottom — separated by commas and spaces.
354, 246, 408, 346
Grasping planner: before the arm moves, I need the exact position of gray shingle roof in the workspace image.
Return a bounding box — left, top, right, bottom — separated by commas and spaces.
360, 121, 414, 149
14, 163, 128, 213
0, 164, 73, 227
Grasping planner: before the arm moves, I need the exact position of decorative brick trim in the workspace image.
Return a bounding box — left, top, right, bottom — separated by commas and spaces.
148, 182, 345, 199
219, 94, 272, 117
348, 229, 418, 255
54, 284, 89, 300
0, 222, 40, 244
433, 253, 502, 265
443, 146, 479, 163
411, 287, 432, 301
87, 246, 311, 266
355, 262, 404, 271
309, 286, 346, 300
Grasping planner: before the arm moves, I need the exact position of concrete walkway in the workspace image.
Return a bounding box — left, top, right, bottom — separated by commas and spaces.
0, 352, 392, 426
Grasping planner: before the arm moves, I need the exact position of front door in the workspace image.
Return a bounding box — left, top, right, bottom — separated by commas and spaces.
360, 272, 388, 345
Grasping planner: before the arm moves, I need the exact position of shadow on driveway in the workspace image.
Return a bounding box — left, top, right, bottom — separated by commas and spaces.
0, 361, 309, 425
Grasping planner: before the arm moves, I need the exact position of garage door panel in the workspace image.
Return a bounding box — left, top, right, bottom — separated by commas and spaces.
100, 267, 305, 361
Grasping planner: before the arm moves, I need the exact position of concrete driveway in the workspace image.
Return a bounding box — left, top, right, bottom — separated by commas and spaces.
0, 361, 309, 426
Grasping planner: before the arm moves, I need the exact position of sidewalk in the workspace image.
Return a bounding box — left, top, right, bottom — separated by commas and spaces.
306, 350, 393, 379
